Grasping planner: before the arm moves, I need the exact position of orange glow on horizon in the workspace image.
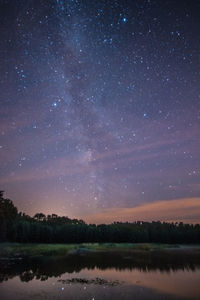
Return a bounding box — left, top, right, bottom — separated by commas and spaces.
85, 197, 200, 224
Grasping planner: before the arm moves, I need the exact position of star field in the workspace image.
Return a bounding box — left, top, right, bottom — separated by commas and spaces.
0, 0, 200, 223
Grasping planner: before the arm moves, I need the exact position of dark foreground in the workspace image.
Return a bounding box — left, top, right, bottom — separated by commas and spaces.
0, 243, 200, 300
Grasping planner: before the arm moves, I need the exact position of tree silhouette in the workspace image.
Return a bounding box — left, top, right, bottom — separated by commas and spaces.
0, 191, 200, 244
0, 191, 18, 241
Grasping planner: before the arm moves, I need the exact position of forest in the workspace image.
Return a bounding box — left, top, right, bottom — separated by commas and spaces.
0, 191, 200, 244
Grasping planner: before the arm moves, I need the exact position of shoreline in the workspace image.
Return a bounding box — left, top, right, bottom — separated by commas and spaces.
0, 242, 200, 259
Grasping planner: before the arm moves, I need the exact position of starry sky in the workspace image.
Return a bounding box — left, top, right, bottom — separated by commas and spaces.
0, 0, 200, 223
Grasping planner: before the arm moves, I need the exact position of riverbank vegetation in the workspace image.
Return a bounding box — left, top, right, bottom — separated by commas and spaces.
0, 242, 192, 258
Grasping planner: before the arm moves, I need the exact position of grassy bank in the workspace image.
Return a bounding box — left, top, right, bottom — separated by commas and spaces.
0, 243, 200, 258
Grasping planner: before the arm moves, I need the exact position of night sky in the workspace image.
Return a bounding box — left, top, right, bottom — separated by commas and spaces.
0, 0, 200, 223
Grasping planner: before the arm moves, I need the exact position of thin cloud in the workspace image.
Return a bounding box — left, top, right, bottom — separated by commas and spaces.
86, 197, 200, 224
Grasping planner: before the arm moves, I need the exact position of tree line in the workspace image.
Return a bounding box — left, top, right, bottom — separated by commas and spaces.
0, 191, 200, 244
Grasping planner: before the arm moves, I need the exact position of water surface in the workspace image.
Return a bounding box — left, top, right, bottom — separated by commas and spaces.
0, 250, 200, 300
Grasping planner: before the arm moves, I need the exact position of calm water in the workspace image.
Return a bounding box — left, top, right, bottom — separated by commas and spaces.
0, 251, 200, 300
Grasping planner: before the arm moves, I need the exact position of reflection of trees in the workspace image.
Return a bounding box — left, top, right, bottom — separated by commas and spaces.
20, 270, 35, 282
0, 251, 200, 283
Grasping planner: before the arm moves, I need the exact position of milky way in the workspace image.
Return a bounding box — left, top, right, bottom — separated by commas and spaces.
0, 0, 200, 223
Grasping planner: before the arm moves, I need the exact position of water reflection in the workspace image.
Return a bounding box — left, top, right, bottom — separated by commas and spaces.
0, 251, 200, 300
1, 250, 200, 282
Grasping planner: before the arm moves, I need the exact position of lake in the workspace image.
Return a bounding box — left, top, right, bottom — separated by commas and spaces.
0, 250, 200, 300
